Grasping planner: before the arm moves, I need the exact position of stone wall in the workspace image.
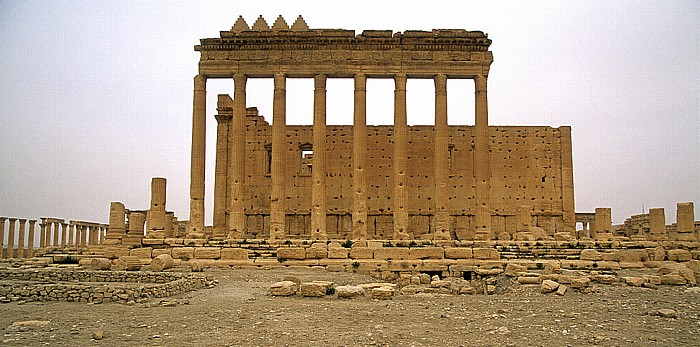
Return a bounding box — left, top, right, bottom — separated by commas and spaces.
0, 269, 213, 304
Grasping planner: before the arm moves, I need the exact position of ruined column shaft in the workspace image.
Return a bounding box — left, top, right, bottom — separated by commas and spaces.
559, 126, 575, 231
52, 221, 59, 246
0, 218, 5, 258
61, 223, 67, 247
68, 223, 75, 247
649, 208, 668, 240
676, 202, 696, 241
104, 201, 126, 244
433, 74, 451, 239
7, 218, 16, 258
213, 113, 230, 236
228, 74, 247, 238
270, 73, 287, 240
17, 219, 26, 258
27, 220, 36, 258
474, 75, 492, 237
353, 74, 368, 240
188, 74, 207, 238
393, 74, 409, 240
311, 74, 327, 240
146, 177, 167, 239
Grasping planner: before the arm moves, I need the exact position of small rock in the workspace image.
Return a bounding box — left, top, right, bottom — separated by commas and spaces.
655, 309, 678, 318
91, 330, 104, 340
556, 284, 568, 296
11, 320, 50, 328
541, 280, 560, 294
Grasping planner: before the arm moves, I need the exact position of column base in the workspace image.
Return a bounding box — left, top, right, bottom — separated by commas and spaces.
473, 230, 493, 241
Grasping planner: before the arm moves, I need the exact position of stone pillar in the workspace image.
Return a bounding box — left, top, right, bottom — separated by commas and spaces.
228, 74, 248, 239
352, 73, 368, 240
188, 74, 207, 238
80, 225, 87, 249
393, 74, 410, 240
146, 177, 167, 238
27, 220, 36, 258
433, 74, 451, 240
61, 222, 68, 247
676, 202, 696, 241
0, 217, 5, 258
124, 212, 146, 246
52, 221, 60, 246
649, 208, 668, 241
104, 202, 126, 244
39, 219, 46, 248
68, 223, 75, 247
270, 73, 287, 240
17, 219, 26, 258
6, 218, 16, 258
594, 207, 612, 240
213, 97, 231, 237
311, 74, 328, 240
559, 126, 575, 233
473, 75, 492, 240
514, 205, 535, 241
45, 221, 53, 247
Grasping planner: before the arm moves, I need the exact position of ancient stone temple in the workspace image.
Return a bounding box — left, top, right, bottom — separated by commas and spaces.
187, 15, 575, 241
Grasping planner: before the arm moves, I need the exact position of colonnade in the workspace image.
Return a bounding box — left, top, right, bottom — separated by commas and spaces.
0, 217, 106, 258
189, 73, 493, 240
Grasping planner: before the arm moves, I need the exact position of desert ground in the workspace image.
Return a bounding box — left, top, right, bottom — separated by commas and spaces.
2, 268, 699, 347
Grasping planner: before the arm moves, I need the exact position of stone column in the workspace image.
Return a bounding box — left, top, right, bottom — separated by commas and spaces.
311, 74, 328, 241
52, 221, 60, 246
393, 74, 410, 240
17, 219, 26, 258
27, 220, 36, 258
104, 202, 126, 244
649, 208, 668, 241
6, 218, 16, 258
352, 73, 368, 240
188, 74, 207, 238
80, 225, 87, 249
559, 126, 575, 232
213, 108, 231, 237
146, 177, 167, 238
594, 207, 612, 239
39, 219, 46, 248
61, 222, 68, 247
124, 212, 146, 246
0, 217, 5, 258
433, 74, 451, 240
676, 202, 696, 241
68, 223, 75, 247
269, 73, 287, 240
474, 75, 492, 240
228, 74, 248, 239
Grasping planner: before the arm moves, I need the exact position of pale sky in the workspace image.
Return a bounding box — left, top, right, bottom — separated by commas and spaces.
1, 0, 698, 226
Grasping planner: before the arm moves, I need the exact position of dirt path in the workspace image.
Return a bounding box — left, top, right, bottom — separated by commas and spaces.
2, 268, 699, 346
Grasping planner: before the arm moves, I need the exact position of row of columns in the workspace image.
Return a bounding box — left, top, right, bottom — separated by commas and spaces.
0, 217, 106, 259
191, 73, 492, 240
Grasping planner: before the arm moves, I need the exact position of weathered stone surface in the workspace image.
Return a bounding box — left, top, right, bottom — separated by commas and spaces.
370, 286, 395, 299
579, 249, 601, 261
623, 276, 644, 287
570, 277, 591, 289
504, 263, 527, 277
408, 247, 444, 260
517, 276, 540, 284
349, 247, 373, 259
78, 257, 111, 270
220, 248, 249, 260
472, 248, 500, 260
129, 247, 153, 259
151, 254, 175, 272
655, 309, 678, 318
305, 247, 327, 259
594, 274, 618, 284
269, 281, 297, 296
336, 285, 365, 298
327, 247, 349, 259
277, 247, 306, 260
373, 247, 410, 260
114, 256, 142, 271
668, 249, 692, 262
300, 281, 334, 297
194, 247, 221, 259
555, 284, 567, 296
171, 247, 194, 260
444, 247, 472, 259
541, 280, 559, 294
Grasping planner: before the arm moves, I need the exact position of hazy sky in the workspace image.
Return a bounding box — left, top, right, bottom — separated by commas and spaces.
1, 0, 698, 226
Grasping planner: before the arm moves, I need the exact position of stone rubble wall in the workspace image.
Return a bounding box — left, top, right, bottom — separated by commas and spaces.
0, 268, 213, 304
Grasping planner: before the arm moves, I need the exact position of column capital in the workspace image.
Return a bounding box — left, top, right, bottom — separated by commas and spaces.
194, 74, 207, 91
434, 73, 447, 92
394, 73, 407, 91
474, 74, 487, 92
233, 73, 247, 89
18, 218, 26, 223
274, 73, 286, 90
354, 73, 367, 91
28, 219, 37, 224
314, 74, 327, 89
8, 217, 17, 222
215, 114, 231, 123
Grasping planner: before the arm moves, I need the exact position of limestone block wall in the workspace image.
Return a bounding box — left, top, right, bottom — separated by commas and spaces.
232, 111, 573, 239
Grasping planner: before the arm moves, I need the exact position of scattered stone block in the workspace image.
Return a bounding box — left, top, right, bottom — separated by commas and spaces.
660, 274, 686, 285
504, 263, 527, 277
570, 277, 591, 289
114, 256, 142, 271
300, 281, 334, 297
517, 276, 540, 284
541, 279, 560, 294
151, 254, 175, 272
556, 284, 568, 296
336, 285, 365, 298
594, 274, 617, 284
370, 286, 395, 299
623, 276, 644, 287
277, 247, 306, 260
579, 249, 602, 261
78, 257, 112, 270
129, 247, 153, 259
668, 249, 692, 262
269, 281, 297, 296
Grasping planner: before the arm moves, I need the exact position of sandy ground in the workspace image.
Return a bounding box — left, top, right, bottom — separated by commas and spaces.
1, 268, 699, 347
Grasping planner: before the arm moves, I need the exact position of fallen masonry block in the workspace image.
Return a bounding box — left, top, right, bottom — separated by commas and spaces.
370, 286, 395, 299
300, 281, 334, 297
541, 279, 560, 294
269, 281, 298, 296
336, 285, 365, 298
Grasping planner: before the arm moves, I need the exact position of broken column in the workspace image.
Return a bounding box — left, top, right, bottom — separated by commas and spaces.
104, 202, 126, 244
649, 208, 668, 241
675, 202, 696, 241
123, 212, 145, 246
17, 219, 26, 258
146, 177, 167, 239
593, 207, 613, 240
